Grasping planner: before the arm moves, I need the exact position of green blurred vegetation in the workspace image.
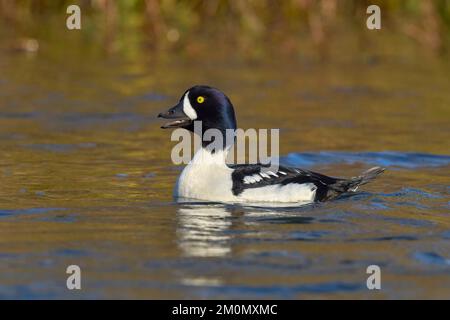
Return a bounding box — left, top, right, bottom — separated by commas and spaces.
0, 0, 449, 59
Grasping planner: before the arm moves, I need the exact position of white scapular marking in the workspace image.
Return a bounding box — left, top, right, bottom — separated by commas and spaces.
267, 171, 278, 177
183, 91, 197, 120
243, 174, 263, 184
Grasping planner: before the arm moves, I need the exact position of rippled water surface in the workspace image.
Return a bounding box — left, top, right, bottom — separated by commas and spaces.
0, 36, 450, 299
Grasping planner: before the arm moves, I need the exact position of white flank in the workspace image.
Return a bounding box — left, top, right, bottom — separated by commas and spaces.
239, 183, 317, 202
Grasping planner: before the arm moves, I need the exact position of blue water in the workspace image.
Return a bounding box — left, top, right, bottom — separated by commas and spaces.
283, 151, 450, 169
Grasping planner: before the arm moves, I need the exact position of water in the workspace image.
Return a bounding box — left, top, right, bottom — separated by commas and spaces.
1, 34, 450, 299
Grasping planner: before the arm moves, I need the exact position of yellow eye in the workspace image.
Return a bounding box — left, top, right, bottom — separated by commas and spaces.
197, 96, 205, 104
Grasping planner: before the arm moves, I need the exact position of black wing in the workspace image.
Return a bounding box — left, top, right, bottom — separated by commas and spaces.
228, 163, 344, 201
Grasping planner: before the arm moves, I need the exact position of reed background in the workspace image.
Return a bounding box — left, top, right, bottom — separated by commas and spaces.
1, 0, 449, 60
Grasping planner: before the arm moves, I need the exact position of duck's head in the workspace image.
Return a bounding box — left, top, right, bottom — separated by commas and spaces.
158, 85, 237, 135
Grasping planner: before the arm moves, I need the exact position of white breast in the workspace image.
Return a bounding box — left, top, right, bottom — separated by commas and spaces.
175, 148, 235, 202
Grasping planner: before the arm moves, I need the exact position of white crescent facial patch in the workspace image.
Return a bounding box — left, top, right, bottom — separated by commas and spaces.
183, 91, 197, 120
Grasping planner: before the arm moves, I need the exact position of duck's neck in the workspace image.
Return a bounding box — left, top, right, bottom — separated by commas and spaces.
190, 145, 231, 167
188, 120, 237, 149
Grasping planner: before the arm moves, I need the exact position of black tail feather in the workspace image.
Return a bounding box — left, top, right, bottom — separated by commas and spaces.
331, 166, 385, 193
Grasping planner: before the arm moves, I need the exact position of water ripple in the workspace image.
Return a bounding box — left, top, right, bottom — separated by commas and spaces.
0, 207, 66, 217
194, 281, 363, 298
413, 252, 450, 266
283, 151, 450, 168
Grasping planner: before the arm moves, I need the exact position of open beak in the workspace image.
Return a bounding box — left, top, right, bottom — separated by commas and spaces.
158, 101, 192, 129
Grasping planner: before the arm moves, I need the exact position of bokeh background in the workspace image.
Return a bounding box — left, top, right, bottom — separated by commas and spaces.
1, 0, 450, 58
0, 1, 449, 299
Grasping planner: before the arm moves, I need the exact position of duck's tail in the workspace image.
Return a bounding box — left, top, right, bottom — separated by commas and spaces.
331, 166, 386, 193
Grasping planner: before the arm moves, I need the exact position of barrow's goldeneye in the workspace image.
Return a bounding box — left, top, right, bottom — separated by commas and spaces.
158, 85, 385, 204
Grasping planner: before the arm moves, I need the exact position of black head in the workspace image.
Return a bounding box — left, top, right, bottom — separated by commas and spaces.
158, 85, 237, 135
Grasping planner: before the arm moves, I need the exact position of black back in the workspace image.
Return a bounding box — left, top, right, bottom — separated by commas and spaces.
229, 163, 343, 201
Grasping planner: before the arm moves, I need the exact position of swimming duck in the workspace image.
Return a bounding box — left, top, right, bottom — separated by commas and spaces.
158, 85, 384, 204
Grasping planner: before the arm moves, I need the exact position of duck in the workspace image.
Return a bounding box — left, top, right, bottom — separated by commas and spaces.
158, 85, 384, 204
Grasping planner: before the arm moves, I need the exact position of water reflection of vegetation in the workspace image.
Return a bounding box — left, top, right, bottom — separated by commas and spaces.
1, 0, 449, 58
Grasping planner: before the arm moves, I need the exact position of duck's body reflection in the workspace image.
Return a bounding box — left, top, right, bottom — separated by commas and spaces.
176, 200, 314, 258
175, 201, 316, 288
176, 203, 234, 257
